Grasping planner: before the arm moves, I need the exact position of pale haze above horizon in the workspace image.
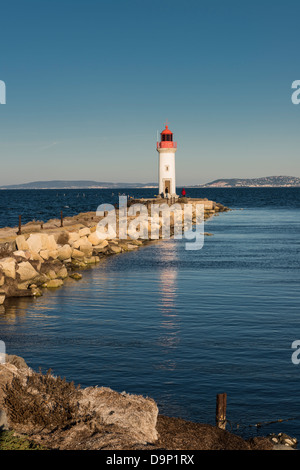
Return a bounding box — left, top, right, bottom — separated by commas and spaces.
0, 0, 300, 186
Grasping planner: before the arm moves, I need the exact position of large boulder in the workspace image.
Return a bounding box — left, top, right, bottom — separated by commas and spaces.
30, 251, 43, 262
87, 232, 102, 246
15, 235, 29, 251
57, 244, 72, 261
73, 237, 92, 256
46, 235, 58, 250
69, 273, 82, 280
79, 227, 91, 237
57, 267, 68, 279
0, 258, 16, 279
79, 386, 159, 444
48, 250, 59, 260
43, 279, 64, 289
13, 250, 30, 260
31, 273, 48, 286
17, 262, 39, 282
27, 234, 57, 254
80, 246, 93, 257
78, 227, 91, 237
73, 237, 91, 249
46, 270, 58, 280
71, 249, 85, 259
68, 232, 80, 244
39, 250, 49, 260
26, 234, 44, 253
110, 245, 122, 254
93, 240, 109, 251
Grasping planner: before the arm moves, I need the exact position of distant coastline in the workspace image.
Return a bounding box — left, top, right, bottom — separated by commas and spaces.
0, 180, 158, 190
1, 176, 300, 190
193, 176, 300, 188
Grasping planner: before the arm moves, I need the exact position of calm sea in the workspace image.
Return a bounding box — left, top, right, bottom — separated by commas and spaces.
0, 187, 300, 440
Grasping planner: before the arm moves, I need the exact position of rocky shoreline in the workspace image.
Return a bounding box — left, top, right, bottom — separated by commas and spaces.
0, 198, 229, 308
0, 355, 297, 450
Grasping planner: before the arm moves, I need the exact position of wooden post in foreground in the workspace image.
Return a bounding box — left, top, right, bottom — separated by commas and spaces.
216, 393, 227, 430
60, 211, 63, 227
17, 215, 22, 235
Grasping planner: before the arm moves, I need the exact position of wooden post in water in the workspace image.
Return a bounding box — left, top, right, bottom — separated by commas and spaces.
60, 211, 63, 227
17, 215, 22, 235
216, 393, 227, 430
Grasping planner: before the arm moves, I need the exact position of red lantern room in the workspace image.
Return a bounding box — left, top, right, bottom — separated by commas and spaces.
157, 124, 177, 149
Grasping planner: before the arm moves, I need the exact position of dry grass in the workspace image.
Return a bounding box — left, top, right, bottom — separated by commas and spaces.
4, 369, 82, 430
56, 232, 70, 245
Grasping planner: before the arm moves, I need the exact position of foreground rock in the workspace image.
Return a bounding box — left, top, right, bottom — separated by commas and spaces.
79, 386, 158, 444
0, 355, 158, 449
0, 355, 292, 451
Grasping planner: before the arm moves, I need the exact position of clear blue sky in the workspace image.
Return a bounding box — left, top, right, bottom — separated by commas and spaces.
0, 0, 299, 185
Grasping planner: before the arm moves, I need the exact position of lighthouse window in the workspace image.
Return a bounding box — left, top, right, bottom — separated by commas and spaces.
165, 165, 169, 172
161, 134, 173, 142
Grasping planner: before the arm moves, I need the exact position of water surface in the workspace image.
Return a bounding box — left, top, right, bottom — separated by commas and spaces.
0, 188, 300, 439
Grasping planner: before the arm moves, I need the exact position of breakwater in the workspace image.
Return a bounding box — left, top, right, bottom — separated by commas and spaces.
0, 198, 229, 306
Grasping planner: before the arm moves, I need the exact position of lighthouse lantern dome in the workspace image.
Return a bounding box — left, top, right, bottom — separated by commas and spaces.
160, 125, 173, 142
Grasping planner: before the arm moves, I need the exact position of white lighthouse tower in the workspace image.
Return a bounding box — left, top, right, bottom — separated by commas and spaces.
156, 122, 177, 198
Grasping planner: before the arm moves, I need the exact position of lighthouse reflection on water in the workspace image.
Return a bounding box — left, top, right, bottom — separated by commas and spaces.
156, 240, 180, 372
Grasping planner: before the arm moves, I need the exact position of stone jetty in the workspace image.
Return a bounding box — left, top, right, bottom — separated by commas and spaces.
0, 198, 229, 306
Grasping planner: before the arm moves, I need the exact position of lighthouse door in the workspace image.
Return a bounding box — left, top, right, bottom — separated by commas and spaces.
164, 180, 171, 195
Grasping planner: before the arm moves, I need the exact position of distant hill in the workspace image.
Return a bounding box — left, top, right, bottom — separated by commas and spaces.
193, 176, 300, 188
0, 180, 158, 190
1, 176, 300, 190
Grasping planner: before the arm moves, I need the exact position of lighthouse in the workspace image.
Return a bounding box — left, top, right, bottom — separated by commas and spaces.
156, 123, 177, 198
